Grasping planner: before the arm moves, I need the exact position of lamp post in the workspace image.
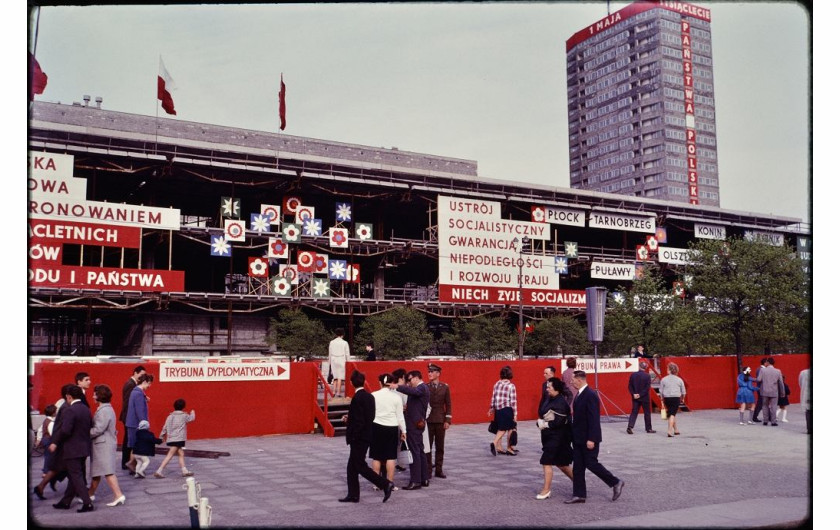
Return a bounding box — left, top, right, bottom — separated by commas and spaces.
513, 236, 530, 360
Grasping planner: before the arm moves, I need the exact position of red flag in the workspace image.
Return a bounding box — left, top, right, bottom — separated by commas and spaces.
157, 57, 177, 115
29, 52, 48, 101
279, 74, 286, 131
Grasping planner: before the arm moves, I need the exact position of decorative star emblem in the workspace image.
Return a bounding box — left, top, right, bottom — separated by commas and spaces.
564, 241, 578, 258
251, 213, 271, 233
210, 235, 231, 256
329, 260, 348, 280
612, 292, 625, 305
221, 197, 240, 218
554, 256, 568, 275
336, 202, 352, 222
312, 278, 330, 297
303, 218, 322, 237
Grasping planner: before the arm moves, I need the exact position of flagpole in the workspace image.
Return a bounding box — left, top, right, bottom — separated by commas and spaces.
155, 54, 160, 149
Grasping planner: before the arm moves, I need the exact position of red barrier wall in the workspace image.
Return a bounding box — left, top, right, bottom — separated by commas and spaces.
30, 354, 810, 439
30, 361, 318, 440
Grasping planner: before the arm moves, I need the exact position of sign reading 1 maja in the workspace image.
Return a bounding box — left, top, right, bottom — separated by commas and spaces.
437, 195, 586, 308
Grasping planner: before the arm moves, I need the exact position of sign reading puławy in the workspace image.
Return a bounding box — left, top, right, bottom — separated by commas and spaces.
159, 361, 290, 382
437, 195, 586, 308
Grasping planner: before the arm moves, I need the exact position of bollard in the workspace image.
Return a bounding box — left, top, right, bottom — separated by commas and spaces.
183, 476, 201, 528
199, 497, 212, 528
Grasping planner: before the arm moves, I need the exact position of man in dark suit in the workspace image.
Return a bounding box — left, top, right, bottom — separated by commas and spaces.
49, 385, 94, 512
626, 361, 656, 434
565, 370, 624, 504
339, 370, 395, 503
119, 365, 145, 469
538, 366, 556, 413
397, 369, 430, 490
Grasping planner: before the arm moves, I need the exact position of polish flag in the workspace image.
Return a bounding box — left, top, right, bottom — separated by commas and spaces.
29, 52, 48, 101
279, 73, 286, 131
157, 57, 177, 115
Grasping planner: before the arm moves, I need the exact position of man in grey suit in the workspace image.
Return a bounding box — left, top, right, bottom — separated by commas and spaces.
757, 357, 784, 426
397, 370, 430, 490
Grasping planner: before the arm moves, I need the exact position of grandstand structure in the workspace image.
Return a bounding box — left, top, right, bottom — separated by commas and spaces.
28, 101, 807, 356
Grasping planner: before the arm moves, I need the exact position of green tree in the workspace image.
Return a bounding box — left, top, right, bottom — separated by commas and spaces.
603, 265, 676, 356
266, 309, 331, 359
445, 315, 516, 360
355, 307, 434, 360
685, 237, 809, 371
526, 316, 591, 358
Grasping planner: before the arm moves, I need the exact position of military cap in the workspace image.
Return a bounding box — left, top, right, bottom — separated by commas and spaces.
428, 363, 442, 372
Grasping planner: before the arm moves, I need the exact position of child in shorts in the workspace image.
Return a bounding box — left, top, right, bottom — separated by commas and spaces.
154, 398, 196, 478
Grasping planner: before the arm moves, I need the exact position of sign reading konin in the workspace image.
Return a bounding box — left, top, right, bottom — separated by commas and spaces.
437, 195, 586, 308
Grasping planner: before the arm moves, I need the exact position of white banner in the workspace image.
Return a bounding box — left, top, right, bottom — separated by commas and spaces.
658, 246, 691, 265
590, 261, 636, 280
29, 151, 75, 180
694, 223, 726, 240
543, 206, 587, 227
562, 357, 639, 374
438, 195, 556, 289
589, 211, 656, 233
744, 230, 784, 247
159, 361, 290, 382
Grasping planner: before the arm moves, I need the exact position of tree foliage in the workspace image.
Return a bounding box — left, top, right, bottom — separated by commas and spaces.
526, 316, 591, 358
685, 237, 809, 369
266, 309, 331, 359
444, 315, 516, 360
355, 307, 434, 360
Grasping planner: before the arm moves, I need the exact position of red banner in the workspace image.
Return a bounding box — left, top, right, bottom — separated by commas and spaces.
439, 284, 586, 308
29, 264, 185, 292
29, 218, 142, 248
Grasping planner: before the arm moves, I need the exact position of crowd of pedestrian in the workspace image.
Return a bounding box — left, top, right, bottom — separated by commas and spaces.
31, 367, 197, 513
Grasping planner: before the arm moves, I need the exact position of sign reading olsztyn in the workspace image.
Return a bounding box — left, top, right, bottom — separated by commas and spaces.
590, 261, 636, 280
588, 211, 656, 233
694, 223, 726, 240
159, 361, 290, 382
658, 246, 691, 265
437, 195, 586, 308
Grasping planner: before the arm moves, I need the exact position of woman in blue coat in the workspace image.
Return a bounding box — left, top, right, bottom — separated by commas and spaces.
735, 367, 757, 425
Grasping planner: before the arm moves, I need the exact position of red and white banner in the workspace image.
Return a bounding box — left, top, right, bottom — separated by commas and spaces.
29, 218, 142, 248
438, 285, 586, 308
157, 57, 177, 116
29, 264, 185, 292
159, 361, 289, 382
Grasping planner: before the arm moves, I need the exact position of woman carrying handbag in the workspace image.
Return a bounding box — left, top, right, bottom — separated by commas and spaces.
534, 377, 574, 500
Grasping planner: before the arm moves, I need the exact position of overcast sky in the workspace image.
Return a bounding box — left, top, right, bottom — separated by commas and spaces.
30, 2, 810, 222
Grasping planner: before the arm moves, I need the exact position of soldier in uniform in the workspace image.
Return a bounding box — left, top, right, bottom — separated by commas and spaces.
426, 363, 452, 479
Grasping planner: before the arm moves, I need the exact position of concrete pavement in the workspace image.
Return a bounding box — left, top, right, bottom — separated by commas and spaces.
28, 408, 812, 528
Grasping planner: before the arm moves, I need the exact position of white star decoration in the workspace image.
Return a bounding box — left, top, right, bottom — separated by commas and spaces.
303, 218, 322, 236
312, 278, 330, 297
336, 203, 352, 222
222, 197, 240, 217
210, 235, 231, 256
251, 214, 270, 233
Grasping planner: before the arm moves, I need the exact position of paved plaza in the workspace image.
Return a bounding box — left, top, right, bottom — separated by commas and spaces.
28, 408, 811, 528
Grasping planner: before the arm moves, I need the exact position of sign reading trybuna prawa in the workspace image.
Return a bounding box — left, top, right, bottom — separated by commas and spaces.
590, 261, 636, 280
159, 361, 290, 382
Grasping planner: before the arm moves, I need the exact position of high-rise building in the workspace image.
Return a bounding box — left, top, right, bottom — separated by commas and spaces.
566, 1, 719, 206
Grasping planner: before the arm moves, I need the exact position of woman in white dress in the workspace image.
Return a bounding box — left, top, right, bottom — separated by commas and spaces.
329, 328, 351, 398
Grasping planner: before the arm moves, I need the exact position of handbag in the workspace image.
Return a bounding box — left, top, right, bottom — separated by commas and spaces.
397, 440, 413, 466
661, 407, 667, 420
488, 420, 498, 434
327, 366, 333, 384
509, 423, 518, 446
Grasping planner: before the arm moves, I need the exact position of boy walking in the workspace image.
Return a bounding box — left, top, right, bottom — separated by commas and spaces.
154, 399, 196, 478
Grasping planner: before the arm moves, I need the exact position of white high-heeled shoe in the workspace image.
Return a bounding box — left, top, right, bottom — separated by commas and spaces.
536, 490, 551, 500
106, 495, 126, 507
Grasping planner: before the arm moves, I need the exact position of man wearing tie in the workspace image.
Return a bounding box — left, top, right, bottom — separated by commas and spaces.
397, 370, 430, 490
49, 385, 94, 512
339, 370, 395, 503
565, 370, 624, 504
426, 363, 452, 479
